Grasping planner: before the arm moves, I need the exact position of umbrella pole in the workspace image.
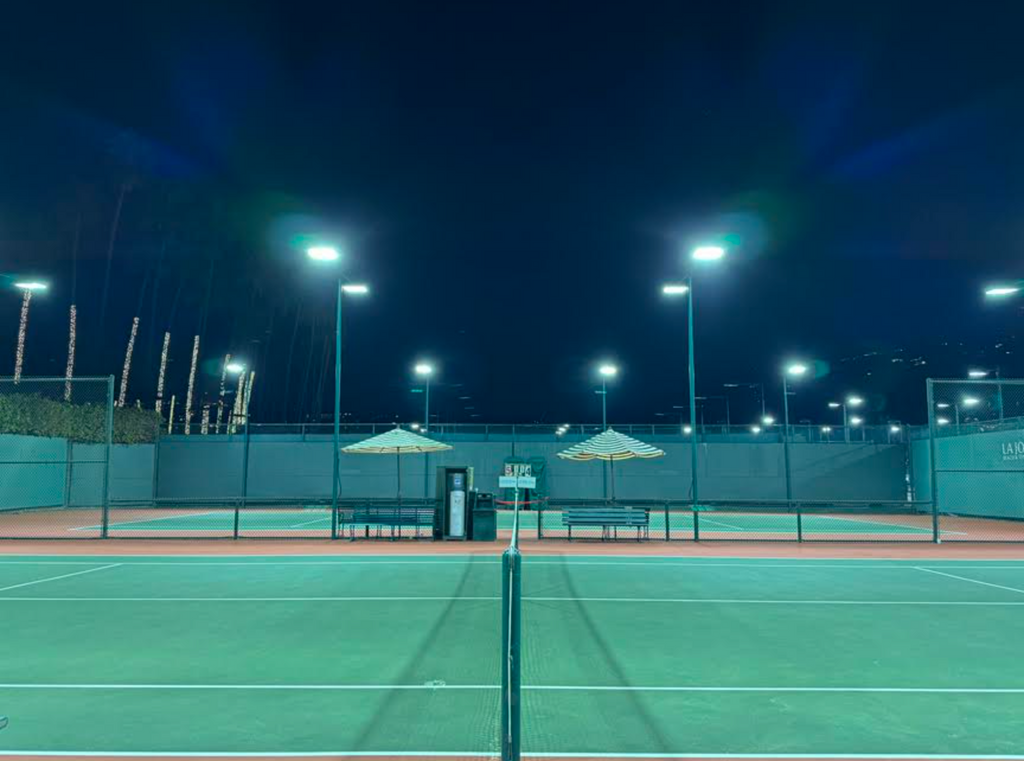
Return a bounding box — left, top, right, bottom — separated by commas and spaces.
397, 451, 402, 505
610, 459, 616, 504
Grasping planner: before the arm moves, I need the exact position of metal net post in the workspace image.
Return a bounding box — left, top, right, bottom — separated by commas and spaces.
500, 544, 522, 761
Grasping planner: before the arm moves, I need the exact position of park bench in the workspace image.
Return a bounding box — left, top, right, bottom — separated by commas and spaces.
562, 507, 649, 541
341, 505, 436, 540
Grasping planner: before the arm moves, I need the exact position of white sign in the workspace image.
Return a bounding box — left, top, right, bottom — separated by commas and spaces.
503, 462, 533, 478
499, 475, 537, 489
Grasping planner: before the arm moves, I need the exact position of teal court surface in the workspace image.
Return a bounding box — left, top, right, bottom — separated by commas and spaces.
2, 553, 1024, 757
75, 507, 938, 538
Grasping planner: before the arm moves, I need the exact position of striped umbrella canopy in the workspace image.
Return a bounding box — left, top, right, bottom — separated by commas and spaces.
343, 427, 452, 500
557, 428, 665, 462
557, 428, 664, 501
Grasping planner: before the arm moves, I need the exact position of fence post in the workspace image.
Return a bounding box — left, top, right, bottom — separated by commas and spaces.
926, 379, 941, 543
693, 507, 700, 541
796, 503, 803, 542
664, 501, 670, 541
235, 423, 251, 539
100, 375, 114, 538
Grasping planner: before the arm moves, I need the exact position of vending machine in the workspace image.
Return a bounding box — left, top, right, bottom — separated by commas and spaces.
435, 466, 474, 540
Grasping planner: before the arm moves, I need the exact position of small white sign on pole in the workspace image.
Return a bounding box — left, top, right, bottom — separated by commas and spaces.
499, 475, 536, 489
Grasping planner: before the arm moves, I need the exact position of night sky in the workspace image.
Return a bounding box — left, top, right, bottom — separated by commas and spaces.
1, 2, 1023, 427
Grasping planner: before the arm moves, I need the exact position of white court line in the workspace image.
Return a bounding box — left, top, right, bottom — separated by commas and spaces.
288, 516, 332, 529
694, 517, 750, 531
3, 682, 1024, 693
2, 596, 1022, 606
72, 511, 221, 531
4, 754, 1024, 760
916, 566, 1024, 595
0, 563, 121, 593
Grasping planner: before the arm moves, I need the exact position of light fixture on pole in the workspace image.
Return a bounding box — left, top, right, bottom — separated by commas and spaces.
661, 242, 728, 527
414, 363, 435, 432
306, 244, 369, 539
596, 363, 618, 430
984, 284, 1022, 299
781, 361, 811, 502
11, 280, 48, 382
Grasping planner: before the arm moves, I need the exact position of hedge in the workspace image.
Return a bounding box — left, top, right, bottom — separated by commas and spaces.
0, 394, 162, 444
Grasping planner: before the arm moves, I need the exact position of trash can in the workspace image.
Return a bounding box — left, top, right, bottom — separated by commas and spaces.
471, 492, 497, 541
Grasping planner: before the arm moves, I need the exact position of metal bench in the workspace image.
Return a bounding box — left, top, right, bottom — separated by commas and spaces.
341, 505, 436, 540
562, 507, 649, 541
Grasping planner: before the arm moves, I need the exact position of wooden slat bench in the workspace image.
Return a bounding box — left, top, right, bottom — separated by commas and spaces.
562, 507, 649, 541
341, 505, 436, 540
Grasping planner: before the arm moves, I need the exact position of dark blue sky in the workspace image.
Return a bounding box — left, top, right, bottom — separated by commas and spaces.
1, 1, 1022, 426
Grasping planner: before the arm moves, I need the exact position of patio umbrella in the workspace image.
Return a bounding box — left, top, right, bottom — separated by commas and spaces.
557, 428, 665, 501
342, 427, 452, 501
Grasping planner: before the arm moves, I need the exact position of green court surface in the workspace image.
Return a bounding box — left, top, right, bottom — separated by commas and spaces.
93, 508, 934, 536
3, 554, 1024, 757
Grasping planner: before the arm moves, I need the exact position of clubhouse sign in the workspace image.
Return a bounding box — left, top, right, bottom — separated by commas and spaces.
1002, 440, 1024, 462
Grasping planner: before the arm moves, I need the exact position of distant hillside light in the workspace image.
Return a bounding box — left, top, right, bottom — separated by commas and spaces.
962, 396, 981, 407
968, 369, 989, 379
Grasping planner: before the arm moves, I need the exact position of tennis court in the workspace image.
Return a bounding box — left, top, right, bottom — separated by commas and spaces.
2, 553, 1024, 757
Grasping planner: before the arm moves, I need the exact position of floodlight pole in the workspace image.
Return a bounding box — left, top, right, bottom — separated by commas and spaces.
601, 377, 608, 429
686, 275, 699, 517
331, 277, 342, 540
783, 374, 793, 502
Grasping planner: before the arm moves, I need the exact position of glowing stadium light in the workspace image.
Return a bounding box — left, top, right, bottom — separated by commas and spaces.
962, 396, 981, 407
307, 246, 340, 262
846, 396, 864, 407
937, 417, 951, 426
692, 245, 726, 261
415, 363, 434, 377
786, 363, 809, 377
762, 415, 775, 426
968, 369, 989, 379
750, 425, 762, 434
342, 283, 369, 294
662, 283, 689, 295
849, 416, 864, 426
984, 285, 1020, 298
598, 363, 618, 377
683, 425, 692, 435
226, 362, 246, 374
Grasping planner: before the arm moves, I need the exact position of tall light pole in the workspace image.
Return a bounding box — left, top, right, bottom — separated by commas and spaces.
415, 363, 435, 431
662, 242, 726, 514
306, 245, 369, 539
782, 362, 810, 502
829, 395, 863, 443
596, 363, 618, 429
12, 281, 48, 382
968, 369, 1003, 423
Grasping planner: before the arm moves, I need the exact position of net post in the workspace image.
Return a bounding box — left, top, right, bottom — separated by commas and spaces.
501, 544, 522, 761
926, 379, 940, 543
100, 375, 114, 539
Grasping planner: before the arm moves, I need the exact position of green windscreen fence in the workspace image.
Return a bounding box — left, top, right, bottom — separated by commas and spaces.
0, 377, 115, 538
927, 378, 1024, 541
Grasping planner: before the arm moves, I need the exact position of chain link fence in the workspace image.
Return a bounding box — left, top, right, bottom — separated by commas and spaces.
926, 378, 1024, 541
3, 377, 1022, 543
